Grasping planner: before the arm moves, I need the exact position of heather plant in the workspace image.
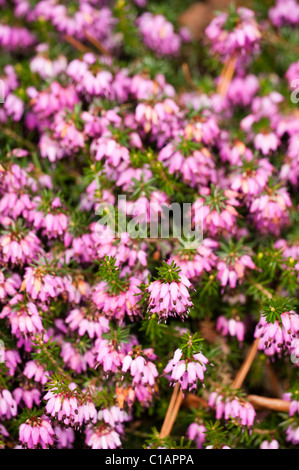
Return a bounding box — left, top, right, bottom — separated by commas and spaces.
0, 0, 298, 450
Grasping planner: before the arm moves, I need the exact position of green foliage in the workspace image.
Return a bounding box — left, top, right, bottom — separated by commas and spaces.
155, 259, 182, 283
261, 297, 295, 324
97, 256, 129, 293
102, 323, 132, 345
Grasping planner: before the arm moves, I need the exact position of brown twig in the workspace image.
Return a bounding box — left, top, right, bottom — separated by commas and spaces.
217, 53, 237, 97
265, 362, 284, 398
63, 34, 91, 53
183, 392, 290, 413
1, 128, 36, 151
84, 31, 112, 57
231, 337, 260, 389
247, 395, 290, 413
183, 393, 209, 410
164, 388, 183, 438
182, 62, 196, 89
159, 383, 183, 439
251, 282, 273, 300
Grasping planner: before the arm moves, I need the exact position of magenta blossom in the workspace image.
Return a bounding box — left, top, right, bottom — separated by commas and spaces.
164, 348, 209, 391
137, 13, 181, 56
205, 7, 261, 61
186, 422, 206, 449
0, 294, 44, 337
209, 391, 256, 427
260, 439, 280, 449
122, 348, 158, 387
254, 310, 299, 358
19, 417, 55, 449
216, 316, 245, 343
147, 274, 193, 322
85, 423, 122, 449
0, 389, 18, 419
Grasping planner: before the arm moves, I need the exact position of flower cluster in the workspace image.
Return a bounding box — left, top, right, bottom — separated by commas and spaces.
164, 337, 210, 392
254, 304, 299, 359
147, 260, 193, 322
208, 391, 256, 428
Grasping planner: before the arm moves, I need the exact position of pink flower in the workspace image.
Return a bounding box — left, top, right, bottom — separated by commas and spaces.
286, 424, 299, 445
0, 191, 33, 220
21, 267, 66, 301
94, 338, 125, 374
186, 422, 206, 449
4, 349, 21, 376
91, 135, 130, 168
0, 24, 35, 51
0, 294, 44, 337
249, 187, 292, 235
137, 13, 181, 56
158, 142, 216, 188
172, 239, 218, 280
65, 307, 110, 339
230, 157, 273, 197
147, 274, 193, 322
4, 93, 24, 121
0, 228, 42, 265
44, 387, 79, 424
164, 348, 209, 391
205, 7, 261, 61
184, 114, 220, 145
0, 389, 17, 419
54, 426, 75, 449
94, 227, 149, 269
209, 392, 256, 427
254, 132, 280, 155
23, 361, 49, 385
289, 400, 299, 416
226, 75, 259, 107
135, 98, 180, 137
67, 58, 113, 97
19, 417, 55, 449
92, 277, 142, 322
216, 316, 245, 343
60, 342, 95, 374
0, 272, 21, 300
85, 423, 122, 449
122, 349, 158, 387
216, 255, 256, 289
97, 406, 130, 429
13, 387, 40, 409
27, 196, 69, 239
193, 188, 240, 238
269, 0, 299, 27
254, 310, 299, 358
260, 439, 280, 449
286, 60, 299, 89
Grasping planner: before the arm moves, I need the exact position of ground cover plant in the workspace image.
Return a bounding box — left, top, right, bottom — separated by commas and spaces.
0, 0, 298, 450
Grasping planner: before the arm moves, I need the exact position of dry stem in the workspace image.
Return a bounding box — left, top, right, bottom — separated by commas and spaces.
231, 337, 260, 389
247, 395, 290, 412
183, 392, 290, 413
84, 31, 112, 56
217, 54, 237, 97
159, 383, 183, 439
64, 34, 91, 53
